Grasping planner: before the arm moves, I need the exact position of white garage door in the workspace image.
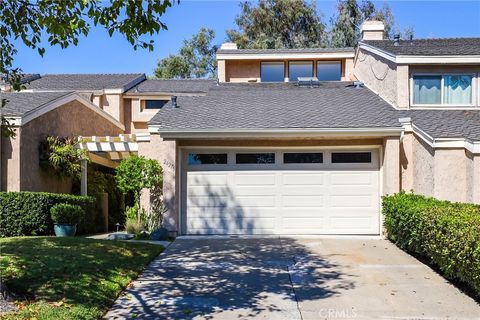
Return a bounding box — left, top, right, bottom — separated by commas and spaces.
181, 149, 380, 235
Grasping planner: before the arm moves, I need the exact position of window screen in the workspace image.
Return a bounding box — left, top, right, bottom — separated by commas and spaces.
317, 62, 341, 81
236, 153, 275, 164
289, 61, 313, 81
331, 152, 372, 163
188, 153, 227, 165
145, 100, 168, 109
284, 152, 323, 163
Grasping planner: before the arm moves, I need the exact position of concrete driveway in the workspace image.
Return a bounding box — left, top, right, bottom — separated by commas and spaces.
106, 238, 480, 319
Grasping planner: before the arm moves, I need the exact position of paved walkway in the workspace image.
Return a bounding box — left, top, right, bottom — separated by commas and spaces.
106, 238, 480, 319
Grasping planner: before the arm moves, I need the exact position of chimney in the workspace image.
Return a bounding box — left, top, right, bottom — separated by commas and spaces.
220, 42, 238, 50
171, 96, 177, 108
360, 20, 385, 41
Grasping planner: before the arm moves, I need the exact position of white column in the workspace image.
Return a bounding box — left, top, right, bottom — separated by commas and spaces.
80, 160, 88, 196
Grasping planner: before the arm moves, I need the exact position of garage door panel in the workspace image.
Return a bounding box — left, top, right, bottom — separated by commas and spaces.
184, 148, 380, 235
282, 173, 325, 185
234, 173, 276, 185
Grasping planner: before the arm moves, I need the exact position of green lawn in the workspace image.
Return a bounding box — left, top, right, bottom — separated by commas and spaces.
0, 237, 163, 320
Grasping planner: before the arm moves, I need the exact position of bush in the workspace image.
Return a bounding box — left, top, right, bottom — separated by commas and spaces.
125, 218, 145, 235
0, 192, 98, 237
51, 203, 85, 225
383, 192, 480, 297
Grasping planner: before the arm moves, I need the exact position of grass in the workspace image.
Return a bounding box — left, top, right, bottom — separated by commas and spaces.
0, 236, 163, 320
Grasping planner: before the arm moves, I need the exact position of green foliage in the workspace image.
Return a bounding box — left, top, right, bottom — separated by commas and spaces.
125, 217, 145, 235
0, 192, 98, 237
115, 155, 163, 204
1, 0, 175, 137
39, 136, 89, 180
329, 0, 395, 47
383, 192, 480, 297
226, 0, 326, 49
0, 237, 162, 319
154, 27, 217, 79
50, 203, 85, 225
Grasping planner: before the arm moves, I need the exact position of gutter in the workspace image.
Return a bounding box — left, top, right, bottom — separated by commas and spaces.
148, 126, 404, 139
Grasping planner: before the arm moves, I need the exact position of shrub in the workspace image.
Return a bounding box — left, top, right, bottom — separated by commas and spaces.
0, 192, 98, 237
51, 203, 85, 225
383, 192, 480, 297
125, 218, 145, 235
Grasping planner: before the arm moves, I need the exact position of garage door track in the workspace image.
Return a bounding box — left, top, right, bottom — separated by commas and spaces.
106, 238, 479, 319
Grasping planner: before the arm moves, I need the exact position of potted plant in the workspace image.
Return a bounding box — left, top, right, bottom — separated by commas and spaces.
51, 203, 85, 237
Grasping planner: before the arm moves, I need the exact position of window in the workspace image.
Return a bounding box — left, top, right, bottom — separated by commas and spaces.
331, 152, 371, 163
145, 100, 168, 109
284, 152, 323, 164
261, 62, 285, 82
412, 74, 473, 105
188, 153, 227, 165
317, 61, 341, 81
236, 153, 275, 164
288, 61, 313, 81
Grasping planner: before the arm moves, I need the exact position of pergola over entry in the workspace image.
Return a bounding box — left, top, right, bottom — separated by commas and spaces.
77, 134, 149, 195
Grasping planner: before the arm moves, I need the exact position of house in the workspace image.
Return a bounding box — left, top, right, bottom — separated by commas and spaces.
1, 21, 479, 236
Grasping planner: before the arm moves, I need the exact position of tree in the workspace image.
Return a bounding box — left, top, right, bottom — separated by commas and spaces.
0, 0, 176, 136
154, 27, 217, 79
226, 0, 326, 49
329, 0, 396, 47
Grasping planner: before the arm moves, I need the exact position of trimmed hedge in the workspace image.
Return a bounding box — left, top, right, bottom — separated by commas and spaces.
383, 192, 480, 297
0, 192, 100, 237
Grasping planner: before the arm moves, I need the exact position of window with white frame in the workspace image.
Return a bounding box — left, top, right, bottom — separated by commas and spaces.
412, 74, 474, 106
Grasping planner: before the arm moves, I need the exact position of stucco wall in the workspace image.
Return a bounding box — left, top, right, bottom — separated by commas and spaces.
382, 137, 400, 195
14, 100, 123, 193
354, 48, 402, 108
101, 94, 124, 123
434, 148, 469, 202
1, 128, 21, 191
138, 135, 177, 231
226, 60, 261, 82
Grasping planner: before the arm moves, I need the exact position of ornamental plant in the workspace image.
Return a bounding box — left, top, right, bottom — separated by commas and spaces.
115, 155, 163, 222
51, 203, 85, 225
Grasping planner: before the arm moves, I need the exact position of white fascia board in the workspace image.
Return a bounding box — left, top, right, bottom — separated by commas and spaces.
148, 126, 403, 138
216, 52, 355, 60
410, 123, 480, 154
103, 88, 124, 94
79, 141, 138, 152
2, 117, 22, 126
135, 132, 151, 142
20, 92, 125, 131
359, 43, 480, 64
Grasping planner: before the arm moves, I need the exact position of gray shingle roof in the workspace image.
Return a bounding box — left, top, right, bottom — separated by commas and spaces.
149, 82, 402, 130
1, 91, 72, 116
25, 73, 145, 91
217, 47, 355, 55
362, 38, 480, 56
405, 110, 480, 141
126, 79, 216, 94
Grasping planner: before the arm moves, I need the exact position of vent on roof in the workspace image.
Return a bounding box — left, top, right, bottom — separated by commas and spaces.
353, 81, 364, 88
394, 34, 400, 46
172, 96, 178, 108
297, 77, 320, 87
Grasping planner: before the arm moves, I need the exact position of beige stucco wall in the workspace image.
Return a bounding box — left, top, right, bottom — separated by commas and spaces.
226, 60, 261, 82
354, 48, 406, 108
382, 137, 400, 195
400, 133, 479, 203
101, 94, 124, 123
138, 135, 177, 231
2, 100, 123, 193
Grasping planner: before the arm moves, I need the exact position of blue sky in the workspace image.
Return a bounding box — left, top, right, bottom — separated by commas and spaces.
13, 0, 480, 76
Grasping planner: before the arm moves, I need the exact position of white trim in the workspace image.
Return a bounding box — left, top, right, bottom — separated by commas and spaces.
359, 43, 480, 64
19, 93, 125, 130
136, 132, 151, 142
2, 117, 22, 126
216, 52, 354, 61
401, 121, 480, 154
149, 127, 403, 138
409, 73, 478, 108
103, 88, 123, 94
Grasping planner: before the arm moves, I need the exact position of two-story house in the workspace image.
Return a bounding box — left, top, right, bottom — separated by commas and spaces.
1, 20, 479, 236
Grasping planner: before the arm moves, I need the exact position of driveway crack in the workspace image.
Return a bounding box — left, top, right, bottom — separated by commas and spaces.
287, 262, 304, 320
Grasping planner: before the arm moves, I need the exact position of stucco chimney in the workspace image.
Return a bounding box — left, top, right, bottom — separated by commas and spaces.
220, 42, 238, 50
360, 20, 385, 40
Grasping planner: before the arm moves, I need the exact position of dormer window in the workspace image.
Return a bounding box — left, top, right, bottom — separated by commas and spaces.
144, 99, 168, 109
288, 61, 313, 81
260, 62, 284, 82
412, 74, 474, 106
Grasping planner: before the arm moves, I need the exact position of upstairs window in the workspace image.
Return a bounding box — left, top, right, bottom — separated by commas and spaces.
412, 74, 473, 106
261, 62, 284, 82
145, 100, 168, 109
288, 61, 313, 81
317, 61, 341, 81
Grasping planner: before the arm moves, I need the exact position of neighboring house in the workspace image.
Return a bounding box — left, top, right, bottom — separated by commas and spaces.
1, 20, 479, 236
